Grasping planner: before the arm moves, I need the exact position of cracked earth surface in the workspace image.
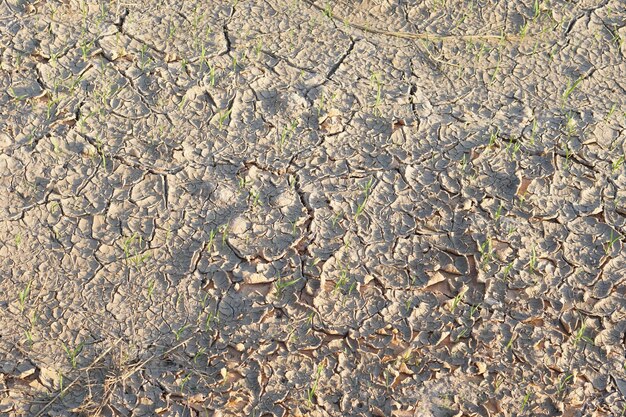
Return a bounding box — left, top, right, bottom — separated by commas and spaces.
1, 0, 626, 416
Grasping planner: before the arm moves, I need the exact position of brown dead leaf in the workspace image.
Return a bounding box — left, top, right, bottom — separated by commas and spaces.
392, 119, 406, 132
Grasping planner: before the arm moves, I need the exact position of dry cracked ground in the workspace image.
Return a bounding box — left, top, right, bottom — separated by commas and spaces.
1, 0, 626, 416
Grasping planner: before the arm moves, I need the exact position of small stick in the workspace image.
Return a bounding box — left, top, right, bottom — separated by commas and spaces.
116, 336, 194, 382
34, 338, 123, 417
34, 336, 194, 416
302, 0, 533, 43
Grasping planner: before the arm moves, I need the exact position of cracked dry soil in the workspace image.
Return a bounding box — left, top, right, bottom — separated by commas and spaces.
1, 0, 626, 416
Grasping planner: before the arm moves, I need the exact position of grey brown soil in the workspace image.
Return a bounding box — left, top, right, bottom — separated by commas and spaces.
1, 0, 626, 416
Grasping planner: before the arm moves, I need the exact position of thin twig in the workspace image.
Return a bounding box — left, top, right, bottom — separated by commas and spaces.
34, 336, 194, 416
115, 336, 195, 382
34, 338, 123, 417
302, 0, 533, 43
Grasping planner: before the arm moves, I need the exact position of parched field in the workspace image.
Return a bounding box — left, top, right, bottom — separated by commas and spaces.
1, 0, 625, 416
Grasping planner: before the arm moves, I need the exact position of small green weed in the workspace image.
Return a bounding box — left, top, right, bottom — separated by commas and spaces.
205, 311, 220, 331
322, 2, 332, 19
519, 389, 532, 413
354, 177, 375, 219
573, 321, 594, 346
605, 230, 622, 254
487, 127, 500, 148
450, 288, 465, 313
502, 261, 514, 280
504, 333, 515, 350
562, 76, 583, 105
173, 324, 189, 341
556, 373, 573, 395
478, 238, 493, 269
274, 276, 300, 298
147, 280, 156, 298
217, 108, 232, 129
331, 211, 343, 227
179, 373, 191, 392
279, 120, 298, 152
333, 269, 349, 296
249, 189, 262, 208
369, 72, 383, 114
18, 281, 31, 313
62, 341, 84, 369
307, 362, 324, 407
206, 228, 218, 251
494, 201, 504, 220
532, 0, 540, 19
